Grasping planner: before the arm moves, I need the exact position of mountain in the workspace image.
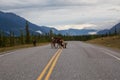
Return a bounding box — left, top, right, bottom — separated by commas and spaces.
0, 11, 98, 36
0, 11, 58, 36
59, 28, 97, 35
97, 23, 120, 34
110, 23, 120, 33
97, 29, 109, 34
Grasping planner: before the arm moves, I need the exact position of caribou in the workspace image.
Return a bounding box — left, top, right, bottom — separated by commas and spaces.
51, 37, 67, 49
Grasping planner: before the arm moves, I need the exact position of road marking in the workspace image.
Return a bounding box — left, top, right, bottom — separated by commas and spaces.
45, 49, 62, 80
104, 52, 120, 61
37, 49, 62, 80
0, 52, 14, 58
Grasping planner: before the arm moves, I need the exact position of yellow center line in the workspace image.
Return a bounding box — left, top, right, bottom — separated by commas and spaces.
36, 49, 62, 80
45, 49, 62, 80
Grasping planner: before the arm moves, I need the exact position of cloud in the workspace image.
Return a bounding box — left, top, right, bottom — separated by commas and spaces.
1, 0, 120, 10
0, 0, 120, 30
88, 32, 97, 35
108, 7, 120, 12
0, 0, 105, 10
51, 24, 97, 30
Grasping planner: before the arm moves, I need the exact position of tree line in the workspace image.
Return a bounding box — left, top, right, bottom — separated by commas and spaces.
0, 21, 51, 47
0, 21, 120, 48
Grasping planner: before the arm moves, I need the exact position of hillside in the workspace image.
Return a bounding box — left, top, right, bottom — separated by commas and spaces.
1, 11, 120, 36
0, 11, 59, 36
0, 11, 98, 36
97, 23, 120, 34
60, 28, 97, 35
87, 36, 120, 49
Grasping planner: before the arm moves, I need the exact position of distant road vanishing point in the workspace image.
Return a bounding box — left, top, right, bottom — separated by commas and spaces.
0, 41, 120, 80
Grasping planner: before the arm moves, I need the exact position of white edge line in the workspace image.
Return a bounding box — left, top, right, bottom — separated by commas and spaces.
104, 52, 120, 61
0, 52, 14, 58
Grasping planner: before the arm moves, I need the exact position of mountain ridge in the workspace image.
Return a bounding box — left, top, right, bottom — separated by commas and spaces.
1, 11, 119, 36
0, 11, 56, 36
97, 23, 120, 34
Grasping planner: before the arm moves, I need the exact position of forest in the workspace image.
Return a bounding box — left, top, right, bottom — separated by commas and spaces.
0, 21, 120, 48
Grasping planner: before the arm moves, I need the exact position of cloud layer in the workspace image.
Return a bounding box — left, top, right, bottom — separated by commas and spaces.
0, 0, 120, 30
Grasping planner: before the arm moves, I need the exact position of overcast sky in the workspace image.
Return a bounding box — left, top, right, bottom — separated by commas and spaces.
0, 0, 120, 30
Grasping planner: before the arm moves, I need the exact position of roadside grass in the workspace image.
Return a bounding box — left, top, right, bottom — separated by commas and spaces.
86, 35, 120, 49
0, 42, 49, 55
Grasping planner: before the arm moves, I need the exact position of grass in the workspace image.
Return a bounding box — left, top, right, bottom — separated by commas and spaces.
86, 35, 120, 49
0, 42, 49, 55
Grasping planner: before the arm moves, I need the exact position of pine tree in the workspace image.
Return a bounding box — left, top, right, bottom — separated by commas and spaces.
0, 30, 2, 47
25, 21, 30, 44
109, 31, 111, 36
20, 30, 24, 44
2, 31, 6, 47
12, 32, 15, 46
9, 31, 15, 46
49, 29, 53, 37
9, 31, 12, 46
114, 26, 117, 35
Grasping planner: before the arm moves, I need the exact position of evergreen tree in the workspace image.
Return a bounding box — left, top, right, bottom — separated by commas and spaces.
109, 31, 111, 36
49, 29, 54, 37
9, 31, 12, 46
25, 21, 30, 44
2, 31, 6, 47
20, 30, 24, 44
12, 32, 15, 46
9, 31, 15, 46
114, 26, 117, 35
0, 30, 2, 47
0, 30, 7, 47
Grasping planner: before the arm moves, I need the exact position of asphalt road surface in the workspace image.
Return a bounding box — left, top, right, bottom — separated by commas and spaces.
0, 41, 120, 80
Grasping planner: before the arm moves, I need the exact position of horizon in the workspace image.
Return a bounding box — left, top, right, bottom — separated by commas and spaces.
0, 0, 120, 30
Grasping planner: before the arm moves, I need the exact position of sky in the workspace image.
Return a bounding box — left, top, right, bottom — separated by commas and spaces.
0, 0, 120, 30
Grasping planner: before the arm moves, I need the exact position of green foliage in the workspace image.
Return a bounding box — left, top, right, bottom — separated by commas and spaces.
9, 31, 15, 46
1, 22, 120, 48
49, 29, 54, 37
0, 30, 6, 47
114, 26, 117, 35
20, 30, 24, 44
25, 21, 30, 44
0, 32, 116, 48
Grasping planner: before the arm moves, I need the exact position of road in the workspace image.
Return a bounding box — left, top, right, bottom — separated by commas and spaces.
0, 41, 120, 80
